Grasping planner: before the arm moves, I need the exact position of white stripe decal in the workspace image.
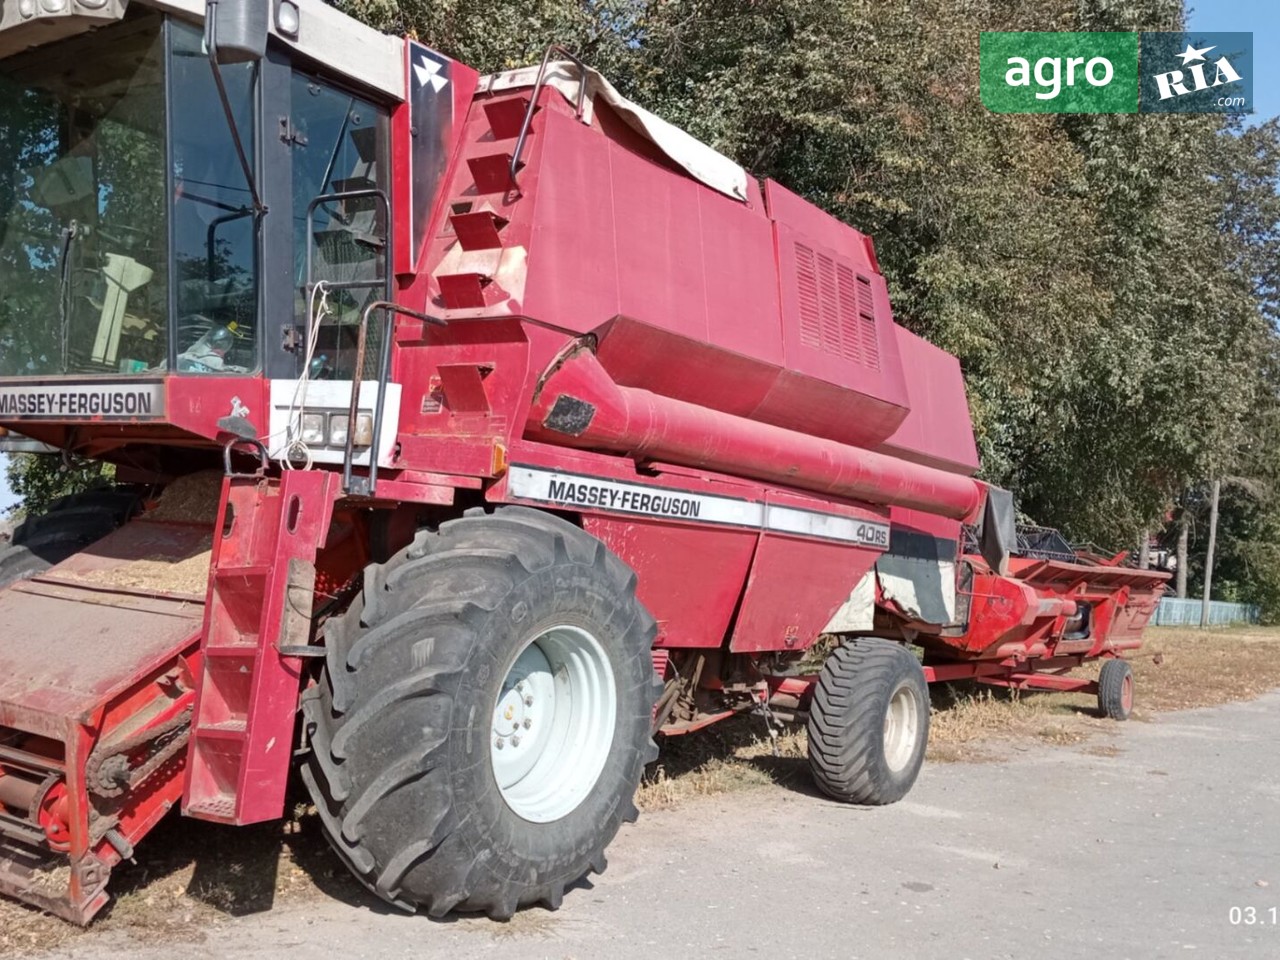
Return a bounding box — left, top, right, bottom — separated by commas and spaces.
766, 504, 891, 550
507, 465, 890, 550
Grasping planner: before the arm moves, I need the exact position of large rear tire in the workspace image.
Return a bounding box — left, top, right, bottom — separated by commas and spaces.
0, 488, 141, 590
301, 506, 661, 919
807, 638, 930, 805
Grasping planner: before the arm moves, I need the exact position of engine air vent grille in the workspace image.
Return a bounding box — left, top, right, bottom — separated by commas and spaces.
796, 242, 822, 349
855, 273, 881, 371
793, 241, 881, 370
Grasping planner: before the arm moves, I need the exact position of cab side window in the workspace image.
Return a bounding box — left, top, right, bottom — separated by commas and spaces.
290, 74, 388, 380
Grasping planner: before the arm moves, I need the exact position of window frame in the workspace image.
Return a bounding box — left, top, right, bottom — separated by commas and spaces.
165, 16, 265, 377
259, 46, 395, 380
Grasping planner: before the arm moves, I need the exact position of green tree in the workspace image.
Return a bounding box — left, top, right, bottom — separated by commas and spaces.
4, 453, 114, 519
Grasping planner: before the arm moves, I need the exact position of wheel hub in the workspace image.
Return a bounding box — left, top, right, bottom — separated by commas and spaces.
882, 683, 921, 773
490, 624, 617, 823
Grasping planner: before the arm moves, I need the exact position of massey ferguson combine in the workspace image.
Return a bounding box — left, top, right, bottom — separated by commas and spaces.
0, 0, 1168, 924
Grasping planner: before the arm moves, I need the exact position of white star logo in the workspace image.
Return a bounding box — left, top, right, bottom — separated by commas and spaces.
1176, 42, 1216, 65
413, 53, 449, 94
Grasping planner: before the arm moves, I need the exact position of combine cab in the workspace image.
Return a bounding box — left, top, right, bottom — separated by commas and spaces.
0, 0, 1167, 923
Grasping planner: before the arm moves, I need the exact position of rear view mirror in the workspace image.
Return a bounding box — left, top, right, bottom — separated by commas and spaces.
207, 0, 270, 64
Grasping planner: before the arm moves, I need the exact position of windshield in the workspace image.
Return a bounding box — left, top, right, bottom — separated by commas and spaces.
0, 13, 261, 379
0, 14, 168, 377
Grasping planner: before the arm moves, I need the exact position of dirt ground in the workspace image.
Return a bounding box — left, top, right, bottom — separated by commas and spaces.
2, 624, 1277, 956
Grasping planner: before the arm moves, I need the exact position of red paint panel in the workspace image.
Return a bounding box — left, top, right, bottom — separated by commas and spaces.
610, 145, 710, 343
763, 179, 877, 266
166, 376, 267, 442
731, 532, 878, 653
889, 507, 963, 542
583, 515, 756, 649
521, 107, 621, 333
697, 181, 784, 367
595, 318, 780, 419
877, 326, 979, 474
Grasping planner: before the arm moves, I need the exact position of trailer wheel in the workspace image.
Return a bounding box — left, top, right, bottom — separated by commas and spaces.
0, 488, 141, 590
302, 507, 660, 920
1097, 659, 1134, 720
807, 638, 930, 805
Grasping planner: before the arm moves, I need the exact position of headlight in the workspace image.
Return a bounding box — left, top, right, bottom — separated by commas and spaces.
328, 414, 349, 447
329, 413, 375, 447
353, 413, 375, 447
300, 413, 326, 445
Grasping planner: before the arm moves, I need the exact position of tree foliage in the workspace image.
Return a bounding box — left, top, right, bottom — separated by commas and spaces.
4, 453, 114, 518
376, 0, 1277, 597
7, 1, 1279, 607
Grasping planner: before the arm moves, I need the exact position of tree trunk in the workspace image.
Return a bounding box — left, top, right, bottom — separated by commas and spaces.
1176, 509, 1189, 599
1200, 479, 1221, 627
1138, 529, 1151, 569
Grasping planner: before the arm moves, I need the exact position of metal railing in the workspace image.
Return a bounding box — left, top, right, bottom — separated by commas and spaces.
342, 300, 446, 497
1153, 598, 1261, 627
509, 44, 588, 190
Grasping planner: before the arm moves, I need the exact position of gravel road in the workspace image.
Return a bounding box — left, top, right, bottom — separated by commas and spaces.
29, 691, 1280, 960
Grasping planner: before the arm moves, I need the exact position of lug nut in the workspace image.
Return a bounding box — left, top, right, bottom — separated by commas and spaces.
523, 718, 532, 729
511, 735, 521, 747
495, 738, 505, 750
524, 695, 534, 706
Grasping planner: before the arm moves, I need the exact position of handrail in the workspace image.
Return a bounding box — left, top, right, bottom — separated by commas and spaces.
342, 300, 447, 497
508, 44, 588, 190
303, 187, 392, 304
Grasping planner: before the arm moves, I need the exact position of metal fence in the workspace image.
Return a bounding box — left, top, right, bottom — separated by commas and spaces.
1153, 597, 1261, 626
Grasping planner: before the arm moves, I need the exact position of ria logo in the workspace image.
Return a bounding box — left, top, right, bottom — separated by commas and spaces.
1140, 32, 1253, 114
1153, 42, 1242, 101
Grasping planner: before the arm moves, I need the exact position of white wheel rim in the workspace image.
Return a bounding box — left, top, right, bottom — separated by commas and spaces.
490, 624, 616, 823
883, 683, 920, 773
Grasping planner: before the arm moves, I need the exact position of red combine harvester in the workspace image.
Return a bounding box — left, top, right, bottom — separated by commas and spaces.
0, 0, 1168, 924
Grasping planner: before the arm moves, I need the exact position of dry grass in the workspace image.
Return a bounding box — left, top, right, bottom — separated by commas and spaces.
2, 626, 1278, 954
638, 724, 810, 811
1130, 625, 1280, 710
639, 625, 1280, 802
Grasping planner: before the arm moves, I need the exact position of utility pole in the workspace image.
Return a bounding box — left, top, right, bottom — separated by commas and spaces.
1200, 479, 1221, 627
1176, 509, 1188, 599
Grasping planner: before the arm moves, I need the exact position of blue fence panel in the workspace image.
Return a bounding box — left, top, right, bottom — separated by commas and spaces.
1153, 597, 1260, 626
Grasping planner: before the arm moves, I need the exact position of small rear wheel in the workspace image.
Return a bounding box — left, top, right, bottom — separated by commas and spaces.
807, 638, 930, 805
1097, 659, 1134, 720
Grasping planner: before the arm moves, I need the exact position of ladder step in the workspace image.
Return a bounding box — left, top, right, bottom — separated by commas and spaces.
202, 644, 256, 657
450, 210, 508, 251
437, 272, 489, 309
483, 97, 532, 140
467, 153, 517, 194
214, 564, 271, 580
196, 719, 247, 740
185, 794, 237, 823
